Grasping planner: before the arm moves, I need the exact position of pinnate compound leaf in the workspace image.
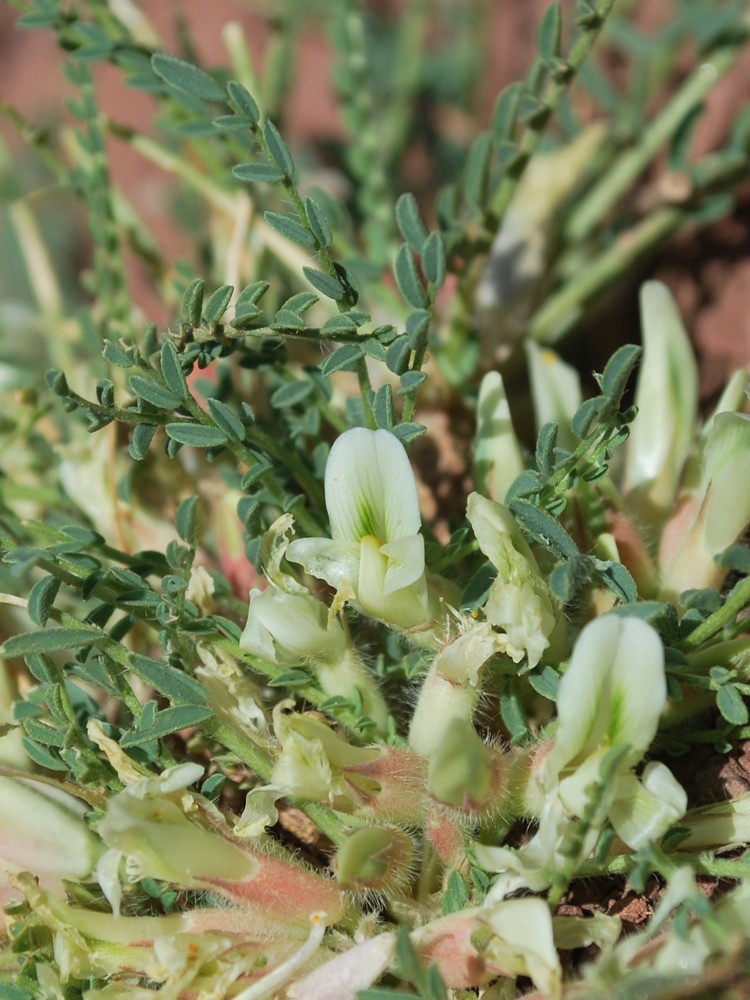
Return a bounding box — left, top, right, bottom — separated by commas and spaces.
151, 52, 225, 102
264, 211, 315, 246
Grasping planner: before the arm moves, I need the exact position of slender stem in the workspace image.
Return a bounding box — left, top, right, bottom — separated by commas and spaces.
0, 763, 109, 809
529, 205, 682, 343
686, 636, 750, 672
356, 358, 376, 429
565, 35, 748, 243
441, 0, 618, 378
678, 576, 750, 653
575, 850, 750, 882
489, 0, 618, 230
529, 152, 750, 345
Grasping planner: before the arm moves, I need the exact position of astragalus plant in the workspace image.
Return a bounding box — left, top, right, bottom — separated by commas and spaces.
2, 1, 750, 998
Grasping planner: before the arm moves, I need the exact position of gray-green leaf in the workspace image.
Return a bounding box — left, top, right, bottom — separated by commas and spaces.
129, 375, 180, 410
165, 423, 228, 448
151, 52, 225, 102
264, 212, 315, 247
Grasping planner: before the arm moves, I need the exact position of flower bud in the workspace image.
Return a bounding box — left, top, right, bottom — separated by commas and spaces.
272, 704, 427, 822
467, 492, 560, 668
526, 340, 582, 451
409, 622, 499, 758
0, 777, 102, 907
474, 371, 525, 503
623, 281, 698, 525
427, 718, 508, 816
97, 768, 344, 925
660, 411, 750, 600
334, 825, 414, 893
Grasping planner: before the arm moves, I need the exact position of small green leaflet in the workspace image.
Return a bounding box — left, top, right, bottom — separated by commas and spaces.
304, 196, 332, 247
176, 496, 199, 545
129, 375, 180, 410
226, 80, 260, 124
165, 423, 228, 448
509, 499, 579, 559
264, 211, 315, 246
151, 52, 226, 103
2, 627, 102, 658
161, 340, 189, 399
120, 704, 213, 748
303, 267, 344, 301
27, 576, 61, 628
395, 192, 428, 253
263, 120, 294, 177
270, 381, 314, 408
204, 284, 234, 323
129, 654, 208, 705
394, 243, 427, 308
321, 345, 363, 375
207, 398, 245, 441
233, 163, 286, 183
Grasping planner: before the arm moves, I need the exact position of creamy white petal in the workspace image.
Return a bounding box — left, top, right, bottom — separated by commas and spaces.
357, 535, 430, 629
609, 763, 687, 850
286, 537, 360, 592
240, 587, 346, 663
623, 281, 698, 516
380, 533, 425, 594
467, 491, 536, 570
325, 428, 421, 544
525, 340, 582, 452
483, 897, 561, 998
545, 616, 665, 783
474, 371, 525, 503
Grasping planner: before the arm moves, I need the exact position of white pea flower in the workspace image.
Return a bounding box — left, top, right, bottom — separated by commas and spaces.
467, 491, 559, 668
286, 428, 436, 631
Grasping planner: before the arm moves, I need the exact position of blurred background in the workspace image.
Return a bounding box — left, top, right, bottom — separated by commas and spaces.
1, 0, 749, 399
